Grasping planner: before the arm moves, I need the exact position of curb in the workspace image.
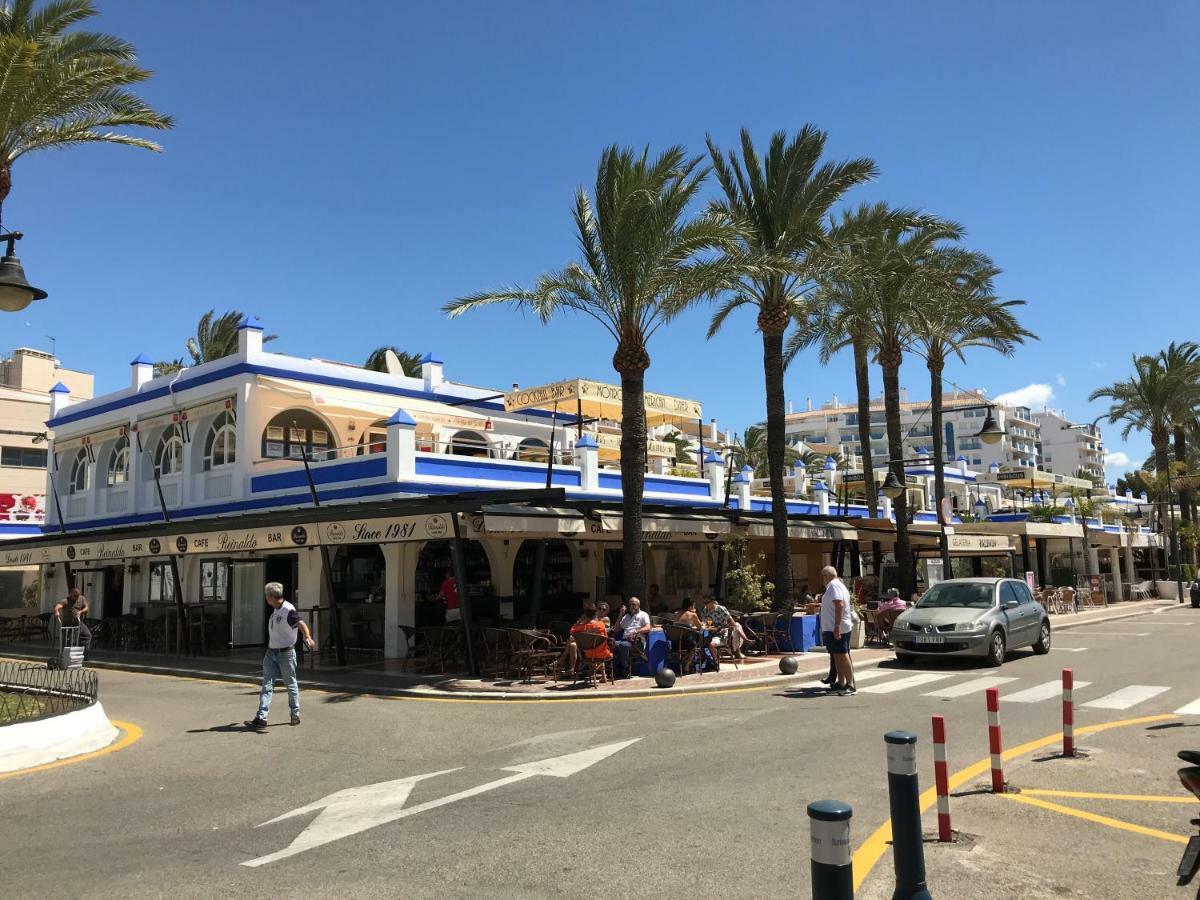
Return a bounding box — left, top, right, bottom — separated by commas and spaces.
0, 602, 1174, 701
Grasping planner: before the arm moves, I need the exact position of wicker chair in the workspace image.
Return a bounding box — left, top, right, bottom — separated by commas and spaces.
662, 623, 702, 675
571, 631, 614, 687
507, 629, 561, 681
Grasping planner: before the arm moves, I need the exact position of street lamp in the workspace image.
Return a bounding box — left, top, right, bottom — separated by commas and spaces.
977, 407, 1005, 445
880, 470, 905, 499
0, 232, 47, 312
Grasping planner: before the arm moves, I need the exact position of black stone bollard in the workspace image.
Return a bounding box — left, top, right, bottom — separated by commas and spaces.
807, 799, 853, 899
885, 730, 931, 900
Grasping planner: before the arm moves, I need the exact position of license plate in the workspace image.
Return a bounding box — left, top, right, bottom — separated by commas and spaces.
1178, 834, 1200, 883
914, 635, 945, 645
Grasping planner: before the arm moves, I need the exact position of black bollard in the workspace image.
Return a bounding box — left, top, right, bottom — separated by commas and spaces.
885, 730, 932, 900
807, 799, 853, 899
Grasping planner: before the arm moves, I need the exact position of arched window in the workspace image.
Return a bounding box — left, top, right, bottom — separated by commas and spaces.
69, 449, 90, 494
107, 436, 130, 486
356, 419, 388, 456
204, 411, 237, 470
261, 409, 333, 461
155, 430, 184, 477
514, 437, 549, 462
448, 430, 489, 457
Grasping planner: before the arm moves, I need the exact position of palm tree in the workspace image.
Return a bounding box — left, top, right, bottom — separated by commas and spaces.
730, 424, 801, 478
446, 145, 747, 599
705, 127, 876, 606
802, 204, 963, 598
0, 0, 172, 217
911, 249, 1035, 571
1158, 342, 1200, 530
364, 347, 422, 376
1090, 353, 1184, 477
154, 310, 276, 374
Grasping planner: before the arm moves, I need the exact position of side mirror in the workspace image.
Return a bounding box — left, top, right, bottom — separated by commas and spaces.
1002, 598, 1020, 610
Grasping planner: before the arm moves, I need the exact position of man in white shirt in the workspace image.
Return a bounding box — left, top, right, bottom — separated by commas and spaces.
613, 596, 652, 679
245, 582, 315, 730
819, 565, 856, 695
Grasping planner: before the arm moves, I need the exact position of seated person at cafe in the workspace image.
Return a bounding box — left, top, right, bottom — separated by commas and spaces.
674, 597, 704, 629
612, 596, 651, 678
703, 596, 752, 658
559, 602, 601, 674
875, 588, 908, 641
596, 601, 611, 628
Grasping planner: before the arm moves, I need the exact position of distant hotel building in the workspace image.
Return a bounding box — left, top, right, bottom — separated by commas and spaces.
1034, 408, 1105, 481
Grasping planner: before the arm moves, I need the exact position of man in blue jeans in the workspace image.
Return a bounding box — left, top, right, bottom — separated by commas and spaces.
245, 582, 315, 730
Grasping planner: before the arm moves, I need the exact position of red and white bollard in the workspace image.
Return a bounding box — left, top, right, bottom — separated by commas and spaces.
931, 715, 952, 841
986, 686, 1005, 793
1062, 668, 1075, 757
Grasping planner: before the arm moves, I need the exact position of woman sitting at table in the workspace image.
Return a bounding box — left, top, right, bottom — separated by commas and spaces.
559, 603, 609, 675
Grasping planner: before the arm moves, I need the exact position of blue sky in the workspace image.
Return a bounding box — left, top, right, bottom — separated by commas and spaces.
9, 1, 1199, 477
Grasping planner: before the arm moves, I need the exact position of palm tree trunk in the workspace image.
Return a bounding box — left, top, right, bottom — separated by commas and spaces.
928, 361, 952, 575
618, 368, 647, 602
1153, 429, 1171, 476
881, 352, 914, 599
853, 337, 877, 518
1174, 426, 1191, 526
762, 327, 793, 610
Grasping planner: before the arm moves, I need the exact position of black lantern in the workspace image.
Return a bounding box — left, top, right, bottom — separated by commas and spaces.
0, 232, 47, 312
977, 407, 1005, 445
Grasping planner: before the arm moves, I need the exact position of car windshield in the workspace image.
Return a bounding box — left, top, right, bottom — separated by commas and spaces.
916, 583, 995, 610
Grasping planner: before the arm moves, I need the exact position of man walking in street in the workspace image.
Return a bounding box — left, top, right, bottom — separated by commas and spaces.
53, 587, 93, 657
245, 583, 315, 731
819, 565, 856, 695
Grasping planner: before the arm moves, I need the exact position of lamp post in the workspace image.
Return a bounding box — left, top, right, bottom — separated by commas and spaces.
0, 232, 47, 312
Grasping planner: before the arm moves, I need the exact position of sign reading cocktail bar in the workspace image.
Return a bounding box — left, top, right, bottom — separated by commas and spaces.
13, 513, 455, 565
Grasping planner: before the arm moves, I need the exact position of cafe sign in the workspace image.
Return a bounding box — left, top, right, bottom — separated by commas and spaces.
946, 534, 1012, 552
4, 514, 457, 566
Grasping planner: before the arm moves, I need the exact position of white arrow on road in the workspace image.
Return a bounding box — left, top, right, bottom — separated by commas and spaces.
241, 738, 641, 867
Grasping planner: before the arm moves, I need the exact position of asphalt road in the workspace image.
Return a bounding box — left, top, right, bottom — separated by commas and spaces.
3, 604, 1198, 899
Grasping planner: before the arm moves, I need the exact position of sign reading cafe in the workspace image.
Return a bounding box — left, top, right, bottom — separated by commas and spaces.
17, 514, 455, 565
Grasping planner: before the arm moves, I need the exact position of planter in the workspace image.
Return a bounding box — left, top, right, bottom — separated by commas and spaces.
850, 620, 866, 649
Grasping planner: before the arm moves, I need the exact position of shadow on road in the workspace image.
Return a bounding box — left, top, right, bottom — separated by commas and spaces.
185, 723, 279, 733
1147, 721, 1200, 731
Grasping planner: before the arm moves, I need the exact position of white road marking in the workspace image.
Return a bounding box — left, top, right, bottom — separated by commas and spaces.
1005, 680, 1092, 704
797, 668, 896, 689
1127, 621, 1195, 626
496, 725, 614, 751
1056, 631, 1149, 637
923, 676, 1018, 698
1081, 685, 1170, 710
242, 739, 641, 867
859, 673, 958, 694
1050, 647, 1088, 652
1175, 698, 1200, 716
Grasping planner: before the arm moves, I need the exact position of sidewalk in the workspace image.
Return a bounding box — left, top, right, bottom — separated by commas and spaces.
0, 599, 1175, 701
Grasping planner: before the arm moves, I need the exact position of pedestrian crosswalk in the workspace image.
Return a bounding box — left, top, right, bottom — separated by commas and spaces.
1082, 685, 1171, 710
790, 666, 1200, 715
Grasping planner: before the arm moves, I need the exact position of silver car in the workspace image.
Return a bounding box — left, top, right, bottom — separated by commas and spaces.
891, 577, 1051, 667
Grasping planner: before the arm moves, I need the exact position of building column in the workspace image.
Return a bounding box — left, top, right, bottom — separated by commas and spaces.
382, 542, 417, 659
1109, 545, 1123, 603
1123, 540, 1136, 588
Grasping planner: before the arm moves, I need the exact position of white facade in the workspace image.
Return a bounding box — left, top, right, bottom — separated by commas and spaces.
1035, 409, 1104, 480
783, 390, 1042, 472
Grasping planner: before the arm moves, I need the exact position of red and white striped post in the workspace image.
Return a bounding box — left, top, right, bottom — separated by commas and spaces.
1062, 668, 1075, 757
931, 715, 952, 841
985, 686, 1005, 793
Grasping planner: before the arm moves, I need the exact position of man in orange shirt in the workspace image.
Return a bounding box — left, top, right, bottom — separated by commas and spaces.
569, 604, 612, 662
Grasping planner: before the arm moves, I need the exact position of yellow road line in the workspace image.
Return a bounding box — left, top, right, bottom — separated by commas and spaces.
0, 719, 143, 780
999, 793, 1190, 844
851, 713, 1177, 892
1019, 788, 1193, 804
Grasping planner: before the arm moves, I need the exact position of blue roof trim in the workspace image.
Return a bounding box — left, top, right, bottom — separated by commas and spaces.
703, 450, 722, 464
419, 353, 443, 365
250, 456, 387, 493
130, 353, 153, 366
386, 408, 416, 427
47, 360, 575, 429
238, 316, 263, 331
49, 382, 70, 394
575, 433, 598, 449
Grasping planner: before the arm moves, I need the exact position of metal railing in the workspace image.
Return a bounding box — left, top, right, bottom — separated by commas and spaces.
0, 660, 98, 726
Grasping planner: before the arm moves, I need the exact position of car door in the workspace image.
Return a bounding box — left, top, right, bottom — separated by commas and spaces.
998, 581, 1029, 646
1013, 580, 1043, 646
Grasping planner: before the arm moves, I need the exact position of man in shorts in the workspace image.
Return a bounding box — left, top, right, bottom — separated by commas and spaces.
819, 565, 856, 695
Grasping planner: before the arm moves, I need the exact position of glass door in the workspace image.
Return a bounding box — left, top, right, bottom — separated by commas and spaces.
75, 569, 105, 615
229, 560, 266, 647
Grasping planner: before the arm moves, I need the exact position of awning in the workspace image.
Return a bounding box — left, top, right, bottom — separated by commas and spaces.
473, 505, 589, 536
255, 376, 490, 429
598, 511, 730, 537
595, 432, 676, 459
503, 378, 701, 426
741, 521, 858, 542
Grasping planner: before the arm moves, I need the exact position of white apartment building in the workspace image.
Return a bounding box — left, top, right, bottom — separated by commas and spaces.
1035, 409, 1105, 481
784, 390, 1041, 471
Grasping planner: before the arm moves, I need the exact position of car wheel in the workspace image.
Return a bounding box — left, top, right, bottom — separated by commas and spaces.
895, 651, 916, 665
1032, 621, 1051, 655
985, 630, 1006, 667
